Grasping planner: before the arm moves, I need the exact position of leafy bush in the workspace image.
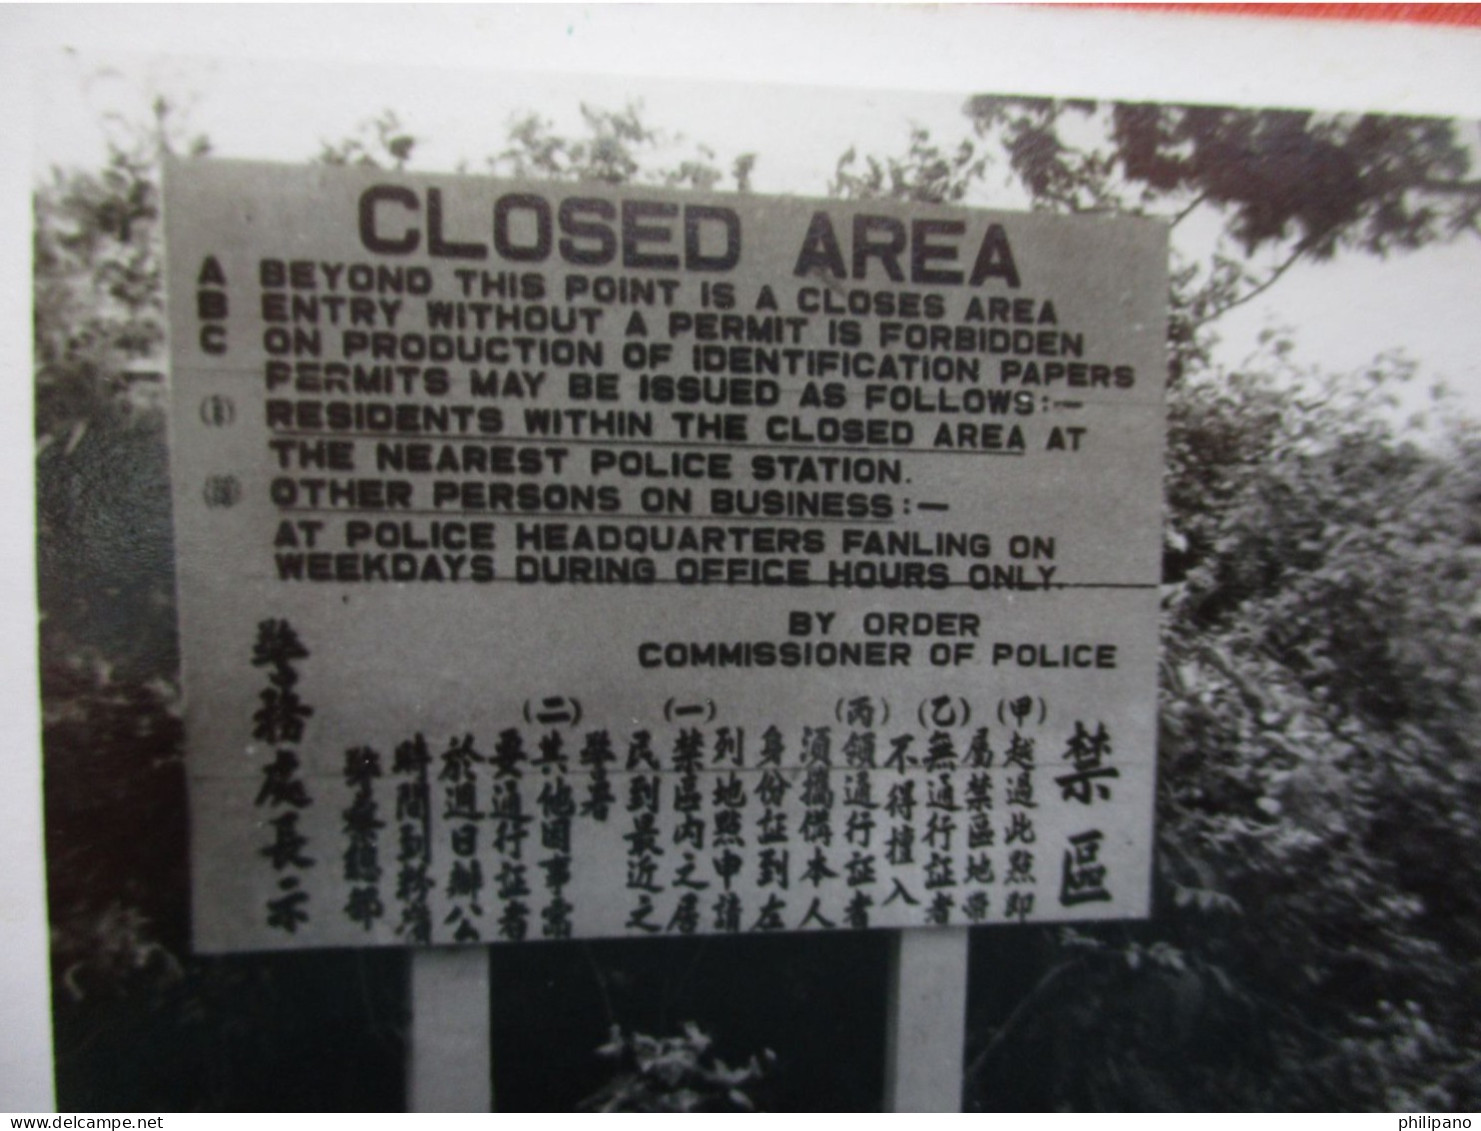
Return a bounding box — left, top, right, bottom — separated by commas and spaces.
34, 86, 1481, 1111
580, 1023, 774, 1112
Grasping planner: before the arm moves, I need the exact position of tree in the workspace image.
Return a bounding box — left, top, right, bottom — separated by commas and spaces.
491, 102, 754, 192
35, 100, 199, 990
36, 85, 1481, 1111
827, 93, 1481, 1110
876, 98, 1481, 1111
316, 109, 417, 170
836, 98, 1481, 386
36, 98, 414, 1112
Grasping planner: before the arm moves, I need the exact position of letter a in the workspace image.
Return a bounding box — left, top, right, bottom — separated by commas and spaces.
792, 211, 847, 279
198, 256, 226, 286
625, 311, 648, 336
969, 224, 1021, 288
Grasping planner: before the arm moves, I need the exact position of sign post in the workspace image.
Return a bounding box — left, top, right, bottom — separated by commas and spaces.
885, 927, 970, 1111
163, 158, 1166, 1107
408, 948, 492, 1112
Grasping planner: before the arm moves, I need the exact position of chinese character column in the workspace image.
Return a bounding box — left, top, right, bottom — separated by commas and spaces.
490, 728, 532, 942
250, 618, 316, 935
535, 730, 575, 939
342, 745, 385, 931
393, 734, 434, 944
440, 734, 487, 942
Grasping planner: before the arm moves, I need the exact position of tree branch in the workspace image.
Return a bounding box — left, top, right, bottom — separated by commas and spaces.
963, 957, 1084, 1088
581, 941, 618, 1029
1414, 177, 1481, 197
1169, 191, 1209, 230
1209, 247, 1305, 321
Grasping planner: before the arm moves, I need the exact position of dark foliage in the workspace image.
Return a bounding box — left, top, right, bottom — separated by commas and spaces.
34, 91, 1481, 1111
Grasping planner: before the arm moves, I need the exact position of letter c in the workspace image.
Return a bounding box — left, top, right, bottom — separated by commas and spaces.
359, 185, 420, 254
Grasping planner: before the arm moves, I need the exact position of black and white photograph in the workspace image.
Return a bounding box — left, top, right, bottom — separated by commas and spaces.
8, 4, 1481, 1115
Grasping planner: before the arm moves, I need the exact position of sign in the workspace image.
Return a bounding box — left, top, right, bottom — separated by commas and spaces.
163, 159, 1166, 952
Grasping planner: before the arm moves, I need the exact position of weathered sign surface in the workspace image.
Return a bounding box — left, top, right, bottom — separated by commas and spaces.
163, 159, 1166, 951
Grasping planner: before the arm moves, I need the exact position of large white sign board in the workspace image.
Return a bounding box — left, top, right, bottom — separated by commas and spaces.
164, 159, 1165, 952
